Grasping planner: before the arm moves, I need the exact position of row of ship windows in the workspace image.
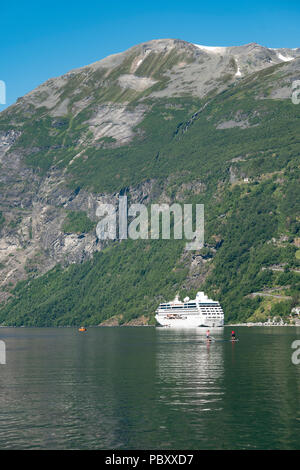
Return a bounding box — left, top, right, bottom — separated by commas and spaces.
160, 305, 197, 308
160, 311, 223, 315
159, 313, 223, 316
162, 313, 222, 317
159, 307, 223, 312
160, 303, 219, 306
159, 305, 220, 309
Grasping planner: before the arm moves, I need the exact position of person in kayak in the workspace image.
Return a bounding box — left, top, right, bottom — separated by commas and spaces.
206, 330, 211, 340
231, 330, 236, 340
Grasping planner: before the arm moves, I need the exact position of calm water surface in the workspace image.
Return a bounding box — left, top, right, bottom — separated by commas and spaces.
0, 326, 299, 449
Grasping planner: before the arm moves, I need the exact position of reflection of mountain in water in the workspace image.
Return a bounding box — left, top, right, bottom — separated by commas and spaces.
1, 327, 299, 449
156, 328, 224, 411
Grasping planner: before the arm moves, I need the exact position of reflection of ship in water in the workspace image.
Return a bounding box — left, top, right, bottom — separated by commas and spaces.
156, 328, 224, 411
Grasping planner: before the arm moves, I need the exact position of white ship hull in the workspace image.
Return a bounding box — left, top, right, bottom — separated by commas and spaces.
155, 314, 224, 328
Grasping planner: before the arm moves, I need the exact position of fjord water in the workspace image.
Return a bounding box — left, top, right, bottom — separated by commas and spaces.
0, 327, 299, 450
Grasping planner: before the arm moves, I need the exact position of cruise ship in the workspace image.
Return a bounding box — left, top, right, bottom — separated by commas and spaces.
155, 292, 224, 327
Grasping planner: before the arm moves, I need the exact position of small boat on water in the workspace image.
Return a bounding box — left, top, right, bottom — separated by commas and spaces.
78, 327, 87, 332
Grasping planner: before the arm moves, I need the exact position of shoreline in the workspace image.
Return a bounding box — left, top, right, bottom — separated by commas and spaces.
0, 323, 300, 328
227, 322, 300, 327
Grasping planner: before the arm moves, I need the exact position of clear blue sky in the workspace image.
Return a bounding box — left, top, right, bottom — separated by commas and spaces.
1, 0, 300, 110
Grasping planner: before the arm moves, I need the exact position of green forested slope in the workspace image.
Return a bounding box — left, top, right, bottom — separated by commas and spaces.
0, 57, 299, 326
0, 239, 187, 326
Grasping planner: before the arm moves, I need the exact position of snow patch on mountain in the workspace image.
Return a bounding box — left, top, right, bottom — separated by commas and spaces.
276, 52, 294, 62
193, 44, 227, 54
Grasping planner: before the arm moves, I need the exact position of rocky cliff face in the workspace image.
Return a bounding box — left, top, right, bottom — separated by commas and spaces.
0, 150, 158, 300
0, 38, 299, 316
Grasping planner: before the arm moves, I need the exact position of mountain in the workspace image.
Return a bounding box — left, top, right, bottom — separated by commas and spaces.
0, 39, 299, 326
